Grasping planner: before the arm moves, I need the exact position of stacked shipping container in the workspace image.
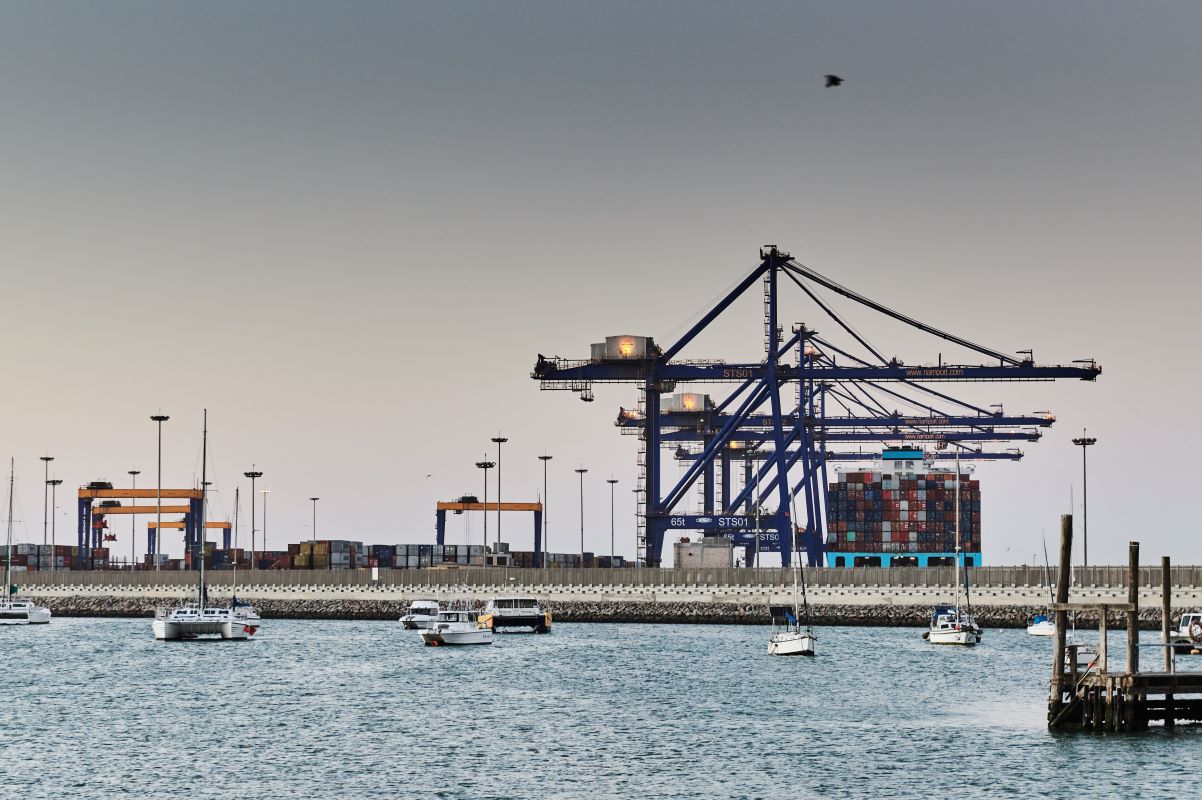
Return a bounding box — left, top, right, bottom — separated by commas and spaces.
826, 469, 982, 562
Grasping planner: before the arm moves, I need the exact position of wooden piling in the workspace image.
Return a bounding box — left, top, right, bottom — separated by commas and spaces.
1049, 514, 1073, 719
1163, 555, 1174, 727
1127, 541, 1139, 675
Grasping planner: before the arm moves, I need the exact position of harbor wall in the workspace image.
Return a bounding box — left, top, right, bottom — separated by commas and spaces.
15, 566, 1202, 626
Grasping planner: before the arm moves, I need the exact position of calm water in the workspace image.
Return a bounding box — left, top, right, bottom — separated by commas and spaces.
2, 619, 1200, 799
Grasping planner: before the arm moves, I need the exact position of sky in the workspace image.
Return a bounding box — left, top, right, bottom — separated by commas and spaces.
0, 2, 1198, 566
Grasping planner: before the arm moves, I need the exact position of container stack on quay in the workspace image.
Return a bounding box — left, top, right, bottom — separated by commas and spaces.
825, 464, 982, 568
0, 544, 107, 571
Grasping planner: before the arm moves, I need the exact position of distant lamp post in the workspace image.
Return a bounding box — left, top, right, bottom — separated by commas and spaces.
39, 456, 53, 548
475, 460, 495, 560
575, 467, 588, 565
260, 489, 270, 556
538, 454, 552, 568
309, 497, 320, 569
128, 470, 141, 568
607, 478, 619, 563
150, 414, 170, 570
1072, 430, 1098, 569
244, 468, 263, 570
48, 479, 63, 564
491, 435, 508, 553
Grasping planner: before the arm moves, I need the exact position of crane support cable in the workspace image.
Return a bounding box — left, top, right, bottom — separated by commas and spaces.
783, 261, 1021, 366
783, 269, 888, 365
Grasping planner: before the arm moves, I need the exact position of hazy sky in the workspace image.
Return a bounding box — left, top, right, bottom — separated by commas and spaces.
1, 2, 1198, 566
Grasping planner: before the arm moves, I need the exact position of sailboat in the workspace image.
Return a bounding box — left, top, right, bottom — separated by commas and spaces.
924, 451, 981, 646
1027, 535, 1055, 636
152, 411, 259, 640
768, 502, 816, 656
0, 459, 52, 625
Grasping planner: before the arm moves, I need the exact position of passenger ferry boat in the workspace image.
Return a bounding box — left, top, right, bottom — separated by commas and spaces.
478, 597, 551, 633
400, 599, 440, 629
421, 610, 493, 646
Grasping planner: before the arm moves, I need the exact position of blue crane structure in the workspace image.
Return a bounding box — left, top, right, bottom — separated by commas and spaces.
531, 246, 1100, 567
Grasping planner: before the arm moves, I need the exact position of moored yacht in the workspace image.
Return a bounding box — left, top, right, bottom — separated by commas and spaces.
1, 459, 51, 626
421, 610, 493, 646
926, 605, 981, 646
400, 599, 440, 629
1026, 612, 1055, 637
153, 605, 259, 640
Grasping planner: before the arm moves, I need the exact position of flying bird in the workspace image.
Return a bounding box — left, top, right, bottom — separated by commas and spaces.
824, 74, 844, 88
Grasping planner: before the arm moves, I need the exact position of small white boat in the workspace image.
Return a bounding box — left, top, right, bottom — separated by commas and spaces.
1170, 612, 1202, 655
154, 606, 260, 640
768, 623, 816, 656
925, 605, 981, 646
0, 599, 52, 625
478, 597, 551, 633
400, 599, 441, 630
925, 452, 980, 648
1026, 612, 1055, 637
421, 610, 493, 646
1, 460, 51, 626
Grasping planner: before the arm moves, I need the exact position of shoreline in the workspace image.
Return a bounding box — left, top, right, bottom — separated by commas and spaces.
38, 596, 1183, 629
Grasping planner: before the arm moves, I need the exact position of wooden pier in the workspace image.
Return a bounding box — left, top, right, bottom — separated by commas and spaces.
1048, 515, 1202, 731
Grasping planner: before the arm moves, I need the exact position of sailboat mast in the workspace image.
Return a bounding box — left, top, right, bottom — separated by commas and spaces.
954, 449, 961, 602
232, 485, 239, 597
198, 410, 208, 607
4, 458, 13, 600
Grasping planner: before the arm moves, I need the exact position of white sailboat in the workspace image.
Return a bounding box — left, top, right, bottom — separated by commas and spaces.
1026, 535, 1055, 636
924, 451, 980, 646
153, 411, 259, 641
1, 458, 52, 625
769, 500, 816, 656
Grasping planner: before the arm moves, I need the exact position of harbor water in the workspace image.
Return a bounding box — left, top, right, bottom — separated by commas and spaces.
2, 620, 1200, 799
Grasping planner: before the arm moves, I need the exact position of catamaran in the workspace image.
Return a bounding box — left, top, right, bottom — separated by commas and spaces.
924, 451, 980, 646
1, 458, 51, 625
153, 411, 259, 641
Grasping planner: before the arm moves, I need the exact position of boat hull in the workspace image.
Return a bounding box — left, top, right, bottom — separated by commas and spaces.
421, 629, 493, 646
400, 615, 435, 630
478, 612, 552, 634
0, 605, 52, 625
928, 629, 980, 646
1027, 621, 1055, 637
768, 631, 816, 656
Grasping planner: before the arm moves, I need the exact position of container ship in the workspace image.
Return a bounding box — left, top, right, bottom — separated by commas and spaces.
825, 448, 981, 568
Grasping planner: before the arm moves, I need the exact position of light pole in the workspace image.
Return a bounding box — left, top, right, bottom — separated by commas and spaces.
575, 467, 588, 565
491, 435, 507, 552
261, 489, 270, 556
476, 460, 494, 561
538, 454, 552, 568
48, 479, 63, 568
39, 456, 53, 548
128, 470, 140, 568
1072, 430, 1097, 570
150, 414, 169, 570
309, 496, 320, 568
244, 468, 263, 570
607, 478, 618, 563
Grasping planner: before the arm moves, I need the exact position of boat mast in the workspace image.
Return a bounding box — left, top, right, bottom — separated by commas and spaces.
198, 409, 208, 608
954, 449, 961, 607
4, 458, 13, 601
231, 485, 239, 599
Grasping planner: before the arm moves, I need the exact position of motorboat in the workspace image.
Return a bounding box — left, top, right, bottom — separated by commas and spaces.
925, 605, 982, 646
1, 459, 51, 625
400, 599, 441, 630
421, 610, 493, 646
1026, 612, 1055, 637
1170, 612, 1202, 655
478, 597, 551, 633
153, 605, 259, 640
0, 599, 52, 625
